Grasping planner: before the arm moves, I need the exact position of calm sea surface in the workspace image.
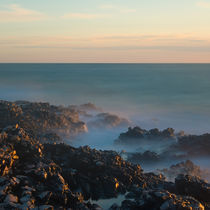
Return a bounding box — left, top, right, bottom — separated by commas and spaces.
1, 63, 210, 134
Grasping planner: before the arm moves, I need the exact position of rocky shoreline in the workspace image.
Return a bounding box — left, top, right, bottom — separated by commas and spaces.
0, 100, 210, 209
116, 127, 210, 168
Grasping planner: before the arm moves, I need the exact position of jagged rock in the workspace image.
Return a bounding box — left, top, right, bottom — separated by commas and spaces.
175, 174, 210, 204
109, 203, 120, 210
113, 189, 204, 210
0, 100, 210, 210
91, 203, 103, 210
115, 126, 175, 145
38, 191, 52, 203
157, 160, 205, 181
4, 194, 18, 203
42, 142, 173, 203
0, 125, 89, 209
43, 143, 159, 200
0, 100, 87, 143
175, 134, 210, 157
38, 205, 54, 210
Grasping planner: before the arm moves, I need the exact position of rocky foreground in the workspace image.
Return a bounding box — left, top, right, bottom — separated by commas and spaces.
0, 100, 210, 209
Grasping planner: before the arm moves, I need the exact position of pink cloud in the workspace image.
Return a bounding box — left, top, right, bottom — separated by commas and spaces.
0, 4, 47, 22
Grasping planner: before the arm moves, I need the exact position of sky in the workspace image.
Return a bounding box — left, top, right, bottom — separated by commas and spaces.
0, 0, 210, 63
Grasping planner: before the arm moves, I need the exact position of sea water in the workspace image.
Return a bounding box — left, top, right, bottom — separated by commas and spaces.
1, 63, 210, 134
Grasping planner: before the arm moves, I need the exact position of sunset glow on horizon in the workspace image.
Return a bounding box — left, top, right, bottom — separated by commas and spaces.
1, 0, 210, 63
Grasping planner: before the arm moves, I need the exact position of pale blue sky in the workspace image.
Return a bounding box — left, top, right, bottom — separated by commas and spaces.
0, 0, 210, 62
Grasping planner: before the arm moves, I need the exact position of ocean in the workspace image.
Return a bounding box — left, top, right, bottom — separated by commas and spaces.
1, 63, 210, 134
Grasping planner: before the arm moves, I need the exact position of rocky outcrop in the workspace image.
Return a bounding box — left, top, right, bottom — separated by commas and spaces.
0, 124, 168, 209
0, 125, 92, 209
175, 174, 210, 208
117, 126, 210, 170
1, 100, 210, 209
69, 103, 130, 129
110, 189, 205, 210
157, 160, 206, 182
175, 134, 210, 157
115, 127, 175, 145
0, 100, 87, 143
87, 113, 130, 129
43, 144, 167, 200
3, 124, 206, 209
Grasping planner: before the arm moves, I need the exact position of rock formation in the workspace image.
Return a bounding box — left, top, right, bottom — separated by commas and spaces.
0, 100, 209, 209
115, 126, 175, 145
157, 160, 206, 182
0, 100, 87, 143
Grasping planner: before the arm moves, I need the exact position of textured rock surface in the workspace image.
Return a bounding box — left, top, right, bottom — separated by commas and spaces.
43, 144, 166, 200
175, 174, 210, 205
0, 124, 167, 209
0, 100, 87, 143
0, 100, 210, 209
175, 134, 210, 157
157, 160, 207, 182
0, 125, 91, 209
110, 189, 205, 210
0, 124, 208, 209
115, 126, 175, 145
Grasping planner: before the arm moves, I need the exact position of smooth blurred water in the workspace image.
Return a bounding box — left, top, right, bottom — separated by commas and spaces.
0, 63, 210, 134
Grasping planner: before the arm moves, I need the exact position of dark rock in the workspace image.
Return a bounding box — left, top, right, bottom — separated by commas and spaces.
175, 134, 210, 157
43, 143, 164, 200
157, 160, 206, 182
175, 174, 210, 204
0, 100, 209, 210
0, 125, 89, 209
0, 100, 87, 143
115, 126, 175, 145
117, 189, 204, 210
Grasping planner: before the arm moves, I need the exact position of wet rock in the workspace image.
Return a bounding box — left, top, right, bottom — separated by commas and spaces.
38, 191, 52, 204
157, 160, 205, 182
115, 126, 175, 145
0, 100, 210, 209
125, 192, 136, 199
38, 205, 54, 210
4, 194, 18, 203
175, 134, 210, 157
0, 125, 89, 209
117, 189, 204, 210
175, 174, 210, 204
43, 143, 161, 200
91, 203, 103, 210
109, 203, 120, 210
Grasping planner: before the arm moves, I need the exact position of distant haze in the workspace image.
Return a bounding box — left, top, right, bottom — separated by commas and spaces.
0, 0, 210, 63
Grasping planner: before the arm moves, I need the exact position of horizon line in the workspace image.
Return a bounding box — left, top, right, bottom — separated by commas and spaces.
1, 62, 210, 64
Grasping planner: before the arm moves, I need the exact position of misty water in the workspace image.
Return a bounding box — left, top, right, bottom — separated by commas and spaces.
1, 64, 210, 134
1, 63, 210, 183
